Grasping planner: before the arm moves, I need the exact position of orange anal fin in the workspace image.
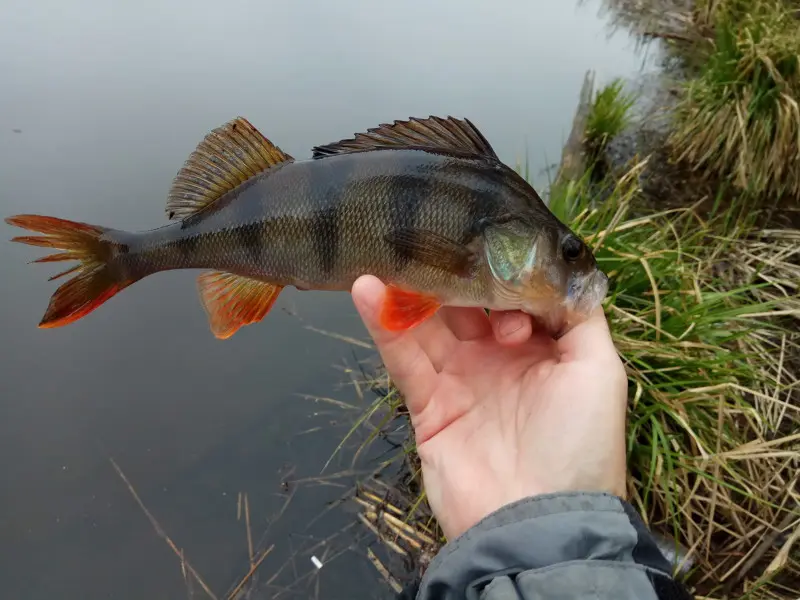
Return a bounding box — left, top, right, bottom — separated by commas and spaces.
197, 271, 283, 339
379, 285, 442, 331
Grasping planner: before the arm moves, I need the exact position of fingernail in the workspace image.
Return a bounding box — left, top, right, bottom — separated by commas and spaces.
499, 314, 523, 337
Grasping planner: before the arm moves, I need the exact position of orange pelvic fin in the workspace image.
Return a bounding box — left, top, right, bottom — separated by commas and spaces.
379, 285, 442, 331
5, 214, 133, 328
197, 271, 283, 339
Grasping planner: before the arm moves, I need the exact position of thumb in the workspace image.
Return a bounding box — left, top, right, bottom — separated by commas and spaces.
557, 306, 619, 363
351, 275, 437, 412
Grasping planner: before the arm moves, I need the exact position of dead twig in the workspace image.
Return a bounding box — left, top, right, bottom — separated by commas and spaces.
109, 457, 219, 600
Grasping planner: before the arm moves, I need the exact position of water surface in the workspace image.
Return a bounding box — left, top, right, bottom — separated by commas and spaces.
0, 1, 645, 597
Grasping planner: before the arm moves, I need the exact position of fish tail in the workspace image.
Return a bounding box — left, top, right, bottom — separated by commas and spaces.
6, 214, 138, 328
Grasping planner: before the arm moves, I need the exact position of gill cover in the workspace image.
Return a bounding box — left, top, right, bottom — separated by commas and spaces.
483, 221, 540, 285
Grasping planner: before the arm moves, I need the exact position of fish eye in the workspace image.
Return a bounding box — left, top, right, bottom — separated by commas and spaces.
561, 234, 584, 262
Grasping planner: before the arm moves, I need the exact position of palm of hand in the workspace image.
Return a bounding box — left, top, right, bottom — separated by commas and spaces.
352, 276, 628, 539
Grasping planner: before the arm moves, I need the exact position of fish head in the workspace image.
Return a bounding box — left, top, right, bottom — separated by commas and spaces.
483, 218, 608, 337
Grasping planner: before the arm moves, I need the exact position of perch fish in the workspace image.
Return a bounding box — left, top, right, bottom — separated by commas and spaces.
5, 115, 608, 339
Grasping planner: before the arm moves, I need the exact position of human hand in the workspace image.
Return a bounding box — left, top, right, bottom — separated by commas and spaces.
351, 275, 629, 540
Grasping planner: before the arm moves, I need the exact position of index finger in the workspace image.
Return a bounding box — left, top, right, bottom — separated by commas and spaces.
351, 276, 437, 414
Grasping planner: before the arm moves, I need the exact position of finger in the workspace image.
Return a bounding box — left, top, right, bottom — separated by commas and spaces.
557, 305, 618, 362
489, 310, 533, 346
409, 312, 459, 371
438, 306, 492, 341
351, 275, 437, 414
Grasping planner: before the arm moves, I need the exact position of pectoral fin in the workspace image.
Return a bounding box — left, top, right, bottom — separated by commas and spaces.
385, 229, 479, 278
197, 271, 283, 339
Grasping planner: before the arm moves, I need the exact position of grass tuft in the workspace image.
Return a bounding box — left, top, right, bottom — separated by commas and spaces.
585, 77, 638, 161
669, 0, 800, 200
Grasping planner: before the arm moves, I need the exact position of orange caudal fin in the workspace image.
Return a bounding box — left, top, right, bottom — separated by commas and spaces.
5, 214, 134, 328
379, 285, 442, 331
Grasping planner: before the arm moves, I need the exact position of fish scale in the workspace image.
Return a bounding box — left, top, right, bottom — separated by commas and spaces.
6, 115, 608, 340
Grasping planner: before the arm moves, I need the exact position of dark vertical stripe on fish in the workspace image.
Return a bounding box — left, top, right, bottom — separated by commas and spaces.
465, 188, 494, 241
311, 202, 339, 275
437, 159, 504, 240
388, 174, 431, 271
308, 157, 345, 276
176, 234, 200, 264
238, 221, 264, 265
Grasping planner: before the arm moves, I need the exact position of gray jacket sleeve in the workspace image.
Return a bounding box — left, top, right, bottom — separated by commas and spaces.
412, 492, 693, 600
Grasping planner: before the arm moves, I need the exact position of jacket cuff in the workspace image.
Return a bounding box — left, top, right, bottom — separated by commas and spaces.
415, 491, 675, 599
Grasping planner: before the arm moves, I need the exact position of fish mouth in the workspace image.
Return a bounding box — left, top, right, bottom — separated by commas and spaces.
502, 268, 610, 340
552, 270, 610, 339
573, 269, 609, 314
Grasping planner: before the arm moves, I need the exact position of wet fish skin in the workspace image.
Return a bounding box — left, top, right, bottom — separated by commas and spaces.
5, 115, 608, 339
122, 150, 531, 301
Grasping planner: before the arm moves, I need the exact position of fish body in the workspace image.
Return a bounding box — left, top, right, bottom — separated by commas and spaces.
118, 149, 501, 303
6, 116, 608, 338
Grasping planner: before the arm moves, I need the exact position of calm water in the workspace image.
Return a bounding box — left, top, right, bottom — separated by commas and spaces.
0, 1, 644, 597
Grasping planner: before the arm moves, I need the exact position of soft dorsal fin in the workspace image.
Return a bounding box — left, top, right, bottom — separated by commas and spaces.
166, 117, 294, 220
311, 116, 499, 160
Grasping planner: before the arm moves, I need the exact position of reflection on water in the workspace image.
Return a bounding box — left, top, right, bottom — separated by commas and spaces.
0, 0, 644, 597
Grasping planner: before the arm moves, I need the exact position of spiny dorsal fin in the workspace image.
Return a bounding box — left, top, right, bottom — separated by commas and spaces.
166, 117, 294, 220
196, 271, 283, 339
311, 116, 498, 160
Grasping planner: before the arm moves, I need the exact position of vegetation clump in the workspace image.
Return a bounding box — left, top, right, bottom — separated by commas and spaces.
668, 0, 800, 201
584, 77, 637, 169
